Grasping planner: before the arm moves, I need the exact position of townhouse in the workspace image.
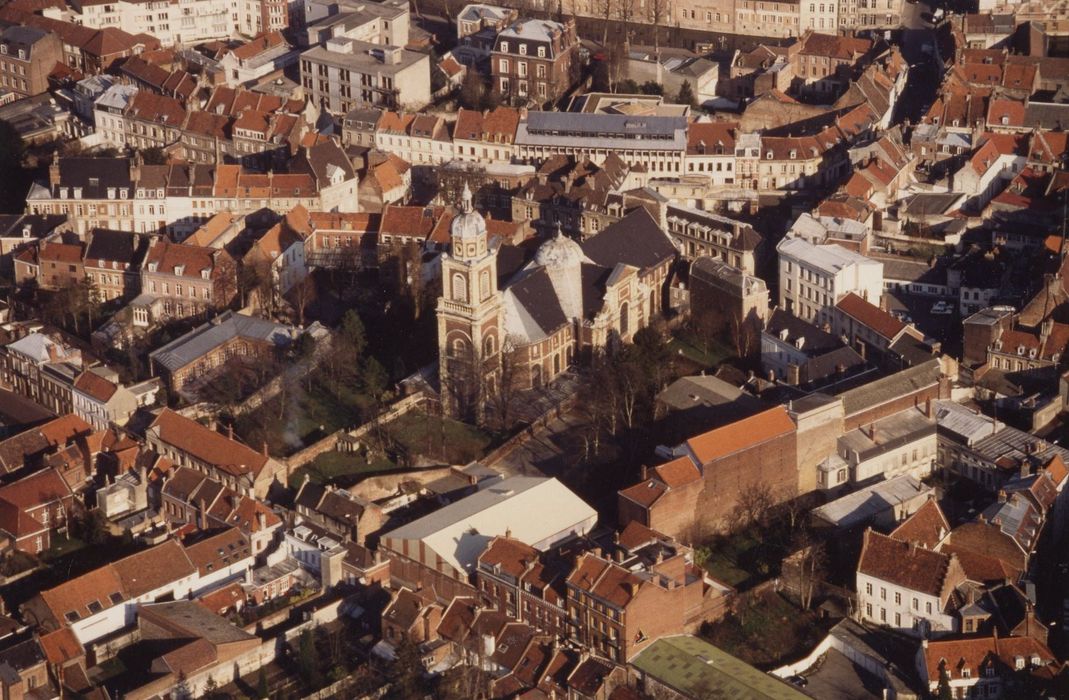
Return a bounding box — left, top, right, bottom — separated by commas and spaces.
61, 0, 279, 46
21, 530, 253, 644
82, 228, 148, 303
294, 478, 383, 544
919, 635, 1060, 698
26, 156, 352, 236
121, 91, 186, 151
0, 331, 83, 416
683, 121, 738, 187
490, 18, 578, 107
159, 466, 282, 554
665, 204, 762, 272
140, 237, 236, 321
146, 408, 286, 497
0, 25, 62, 98
71, 369, 140, 430
777, 236, 884, 326
857, 529, 966, 637
374, 111, 453, 166
0, 468, 75, 554
453, 106, 520, 165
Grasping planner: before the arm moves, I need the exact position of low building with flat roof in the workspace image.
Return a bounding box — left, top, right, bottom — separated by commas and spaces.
632, 635, 809, 699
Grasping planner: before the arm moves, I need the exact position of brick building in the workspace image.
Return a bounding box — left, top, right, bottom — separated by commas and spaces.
618, 406, 799, 537
141, 238, 237, 321
490, 18, 577, 107
0, 26, 63, 98
83, 228, 148, 302
0, 468, 75, 554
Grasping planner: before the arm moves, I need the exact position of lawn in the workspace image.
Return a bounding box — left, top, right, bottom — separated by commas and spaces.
668, 333, 734, 370
386, 412, 493, 465
289, 450, 399, 489
700, 529, 789, 591
43, 533, 86, 559
701, 591, 832, 670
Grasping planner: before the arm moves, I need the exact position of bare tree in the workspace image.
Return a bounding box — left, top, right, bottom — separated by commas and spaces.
291, 274, 316, 327
791, 528, 827, 611
487, 339, 523, 431
597, 0, 615, 45
647, 0, 668, 49
731, 482, 775, 532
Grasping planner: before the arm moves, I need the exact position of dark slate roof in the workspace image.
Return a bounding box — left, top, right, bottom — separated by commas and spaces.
509, 268, 568, 335
301, 139, 356, 183
580, 263, 611, 320
0, 214, 67, 239
764, 308, 844, 356
85, 228, 146, 266
580, 208, 676, 272
803, 345, 867, 384
54, 158, 132, 196
295, 481, 326, 510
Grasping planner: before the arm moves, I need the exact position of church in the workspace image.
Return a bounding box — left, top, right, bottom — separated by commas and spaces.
437, 185, 678, 418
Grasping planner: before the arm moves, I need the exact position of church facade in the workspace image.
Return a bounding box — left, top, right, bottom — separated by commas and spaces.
437, 185, 678, 419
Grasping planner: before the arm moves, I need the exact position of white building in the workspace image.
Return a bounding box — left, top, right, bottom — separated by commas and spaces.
299, 39, 431, 113
22, 531, 254, 645
857, 528, 965, 637
777, 236, 883, 325
92, 83, 138, 148
59, 0, 233, 46
834, 405, 937, 487
380, 476, 597, 583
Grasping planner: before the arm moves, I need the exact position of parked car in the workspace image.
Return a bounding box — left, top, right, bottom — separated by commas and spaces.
931, 301, 953, 315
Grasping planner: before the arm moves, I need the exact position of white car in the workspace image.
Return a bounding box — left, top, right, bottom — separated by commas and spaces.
931, 301, 953, 315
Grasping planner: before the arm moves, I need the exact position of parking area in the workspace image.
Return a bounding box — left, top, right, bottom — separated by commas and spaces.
796, 649, 887, 700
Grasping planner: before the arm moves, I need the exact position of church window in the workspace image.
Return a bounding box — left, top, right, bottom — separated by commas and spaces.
452, 273, 467, 302
484, 335, 496, 356
619, 302, 630, 337
480, 271, 490, 300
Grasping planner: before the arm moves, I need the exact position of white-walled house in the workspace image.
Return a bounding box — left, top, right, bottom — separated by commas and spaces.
777, 236, 884, 326
856, 529, 965, 637
21, 530, 254, 645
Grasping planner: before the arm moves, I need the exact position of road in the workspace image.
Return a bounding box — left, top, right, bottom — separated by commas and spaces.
894, 0, 942, 126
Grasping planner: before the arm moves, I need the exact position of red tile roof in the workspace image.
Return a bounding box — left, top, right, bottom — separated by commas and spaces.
890, 497, 949, 549
835, 292, 907, 341
685, 406, 795, 465
73, 371, 117, 403
858, 529, 952, 597
150, 409, 270, 478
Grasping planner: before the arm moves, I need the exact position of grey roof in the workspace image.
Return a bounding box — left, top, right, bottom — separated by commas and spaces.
657, 375, 763, 411
838, 359, 943, 417
813, 474, 932, 528
580, 207, 677, 272
1023, 102, 1069, 130
934, 400, 1002, 444
517, 111, 687, 151
765, 308, 844, 356
149, 311, 297, 372
839, 406, 936, 460
301, 40, 426, 74
140, 600, 256, 645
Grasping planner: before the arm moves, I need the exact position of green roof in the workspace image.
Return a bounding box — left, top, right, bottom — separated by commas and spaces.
631, 636, 809, 700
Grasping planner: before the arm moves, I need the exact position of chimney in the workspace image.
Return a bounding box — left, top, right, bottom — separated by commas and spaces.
49, 152, 61, 188
925, 397, 933, 418
641, 465, 648, 481
262, 441, 269, 457
256, 511, 266, 531
198, 498, 208, 529
228, 423, 234, 440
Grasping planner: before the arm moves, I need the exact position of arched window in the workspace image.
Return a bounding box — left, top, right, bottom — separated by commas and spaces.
553, 354, 561, 375
450, 337, 469, 358
531, 364, 542, 389
452, 273, 467, 302
484, 334, 496, 356
480, 270, 490, 300
620, 302, 630, 337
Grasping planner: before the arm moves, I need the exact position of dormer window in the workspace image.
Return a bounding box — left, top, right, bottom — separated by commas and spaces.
766, 151, 773, 160
538, 46, 546, 57
1017, 345, 1025, 355
1015, 656, 1025, 670
148, 262, 158, 272
201, 269, 211, 280
73, 187, 82, 198
1001, 115, 1009, 125
174, 264, 184, 276
790, 149, 797, 159
1031, 656, 1041, 666
501, 41, 509, 52
519, 44, 527, 55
